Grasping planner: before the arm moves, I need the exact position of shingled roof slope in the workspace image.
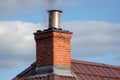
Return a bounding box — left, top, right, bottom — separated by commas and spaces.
13, 60, 120, 80
72, 60, 120, 80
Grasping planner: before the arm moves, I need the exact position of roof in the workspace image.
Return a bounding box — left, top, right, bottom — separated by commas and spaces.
13, 60, 120, 80
72, 60, 120, 80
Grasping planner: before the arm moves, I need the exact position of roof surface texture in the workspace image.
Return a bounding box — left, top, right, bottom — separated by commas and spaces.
13, 60, 120, 80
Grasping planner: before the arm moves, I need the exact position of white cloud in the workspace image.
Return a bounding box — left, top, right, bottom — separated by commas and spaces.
0, 21, 120, 68
62, 21, 120, 61
0, 21, 44, 68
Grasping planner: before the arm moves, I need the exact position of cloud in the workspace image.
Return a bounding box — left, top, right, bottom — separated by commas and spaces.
0, 21, 120, 68
62, 22, 120, 49
0, 0, 80, 15
0, 0, 118, 18
62, 21, 120, 59
0, 21, 45, 68
0, 0, 118, 13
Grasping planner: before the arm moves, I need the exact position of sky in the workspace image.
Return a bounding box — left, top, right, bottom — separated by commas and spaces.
0, 0, 120, 80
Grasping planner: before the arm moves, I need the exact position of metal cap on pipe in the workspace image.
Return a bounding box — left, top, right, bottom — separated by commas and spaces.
48, 10, 62, 29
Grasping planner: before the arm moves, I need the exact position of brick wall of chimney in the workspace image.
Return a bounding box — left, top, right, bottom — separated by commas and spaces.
34, 30, 72, 67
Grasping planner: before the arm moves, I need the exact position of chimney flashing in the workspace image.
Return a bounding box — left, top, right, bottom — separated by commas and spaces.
34, 65, 75, 77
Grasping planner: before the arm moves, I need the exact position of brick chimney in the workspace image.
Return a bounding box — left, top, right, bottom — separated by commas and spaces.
34, 10, 74, 77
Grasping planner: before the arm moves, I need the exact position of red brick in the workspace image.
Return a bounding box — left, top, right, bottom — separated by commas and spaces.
34, 30, 72, 67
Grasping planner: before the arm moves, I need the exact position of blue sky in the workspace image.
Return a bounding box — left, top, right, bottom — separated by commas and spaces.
1, 0, 120, 23
0, 0, 120, 80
